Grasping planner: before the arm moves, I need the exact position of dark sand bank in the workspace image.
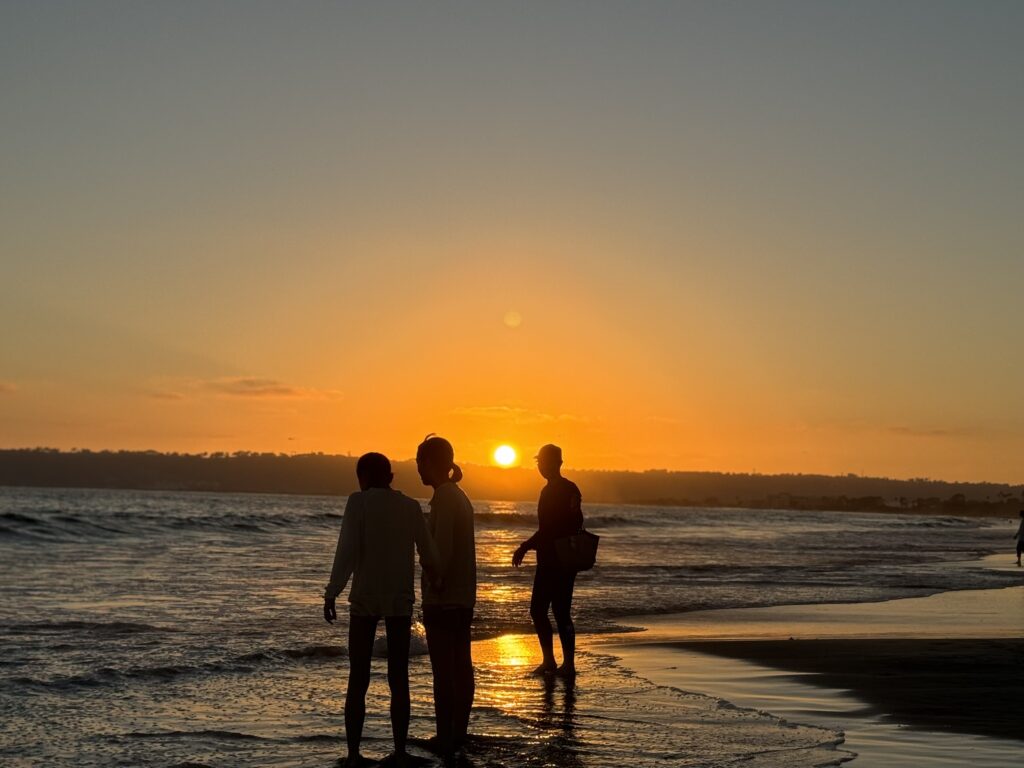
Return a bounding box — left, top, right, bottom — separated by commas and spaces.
672, 638, 1024, 742
601, 576, 1024, 765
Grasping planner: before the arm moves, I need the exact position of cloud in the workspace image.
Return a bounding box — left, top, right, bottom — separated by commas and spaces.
146, 390, 187, 401
884, 423, 995, 442
141, 377, 342, 401
887, 425, 982, 439
203, 377, 341, 400
0, 382, 15, 394
452, 405, 588, 425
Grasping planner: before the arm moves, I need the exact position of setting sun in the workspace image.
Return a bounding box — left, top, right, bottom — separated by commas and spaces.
493, 445, 518, 468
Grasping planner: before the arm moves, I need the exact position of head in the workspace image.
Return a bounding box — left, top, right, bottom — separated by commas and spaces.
416, 434, 463, 488
535, 443, 563, 480
356, 452, 393, 491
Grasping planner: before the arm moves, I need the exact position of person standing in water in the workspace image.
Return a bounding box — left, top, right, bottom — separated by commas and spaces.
1014, 510, 1024, 567
416, 435, 477, 757
512, 444, 583, 677
323, 452, 439, 768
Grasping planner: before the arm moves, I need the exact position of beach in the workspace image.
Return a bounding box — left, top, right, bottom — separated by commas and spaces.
3, 487, 1024, 766
604, 568, 1024, 766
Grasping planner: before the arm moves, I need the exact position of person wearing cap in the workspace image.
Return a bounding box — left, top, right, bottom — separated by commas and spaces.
512, 444, 584, 677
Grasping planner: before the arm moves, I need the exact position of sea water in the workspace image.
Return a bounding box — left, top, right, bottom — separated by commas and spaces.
0, 486, 1016, 766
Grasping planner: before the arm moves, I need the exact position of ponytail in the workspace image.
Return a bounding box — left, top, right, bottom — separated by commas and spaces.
417, 434, 461, 484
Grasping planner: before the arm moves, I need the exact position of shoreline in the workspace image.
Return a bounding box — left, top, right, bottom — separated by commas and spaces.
597, 565, 1024, 766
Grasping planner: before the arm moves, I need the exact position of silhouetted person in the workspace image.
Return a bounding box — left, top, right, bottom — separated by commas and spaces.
512, 444, 583, 677
323, 452, 439, 767
1014, 510, 1024, 567
416, 435, 477, 758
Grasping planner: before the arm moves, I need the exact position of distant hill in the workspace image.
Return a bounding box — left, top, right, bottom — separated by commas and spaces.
1, 448, 1021, 516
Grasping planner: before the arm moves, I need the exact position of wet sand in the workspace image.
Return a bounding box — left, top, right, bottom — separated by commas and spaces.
602, 561, 1024, 766
668, 637, 1024, 742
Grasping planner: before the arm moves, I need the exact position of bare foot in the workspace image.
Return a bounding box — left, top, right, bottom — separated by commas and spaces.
555, 664, 577, 678
531, 662, 556, 676
339, 755, 377, 768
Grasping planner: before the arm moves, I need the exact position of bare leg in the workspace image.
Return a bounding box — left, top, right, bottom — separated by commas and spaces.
552, 571, 577, 675
530, 570, 557, 673
346, 615, 378, 761
424, 605, 455, 753
451, 607, 475, 747
384, 616, 412, 757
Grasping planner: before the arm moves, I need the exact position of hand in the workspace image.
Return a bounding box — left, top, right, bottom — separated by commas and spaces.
323, 597, 337, 624
512, 545, 526, 568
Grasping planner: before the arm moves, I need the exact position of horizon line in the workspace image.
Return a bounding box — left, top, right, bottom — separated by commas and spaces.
3, 445, 1021, 489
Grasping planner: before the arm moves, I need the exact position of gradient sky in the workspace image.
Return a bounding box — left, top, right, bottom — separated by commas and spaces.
2, 2, 1022, 481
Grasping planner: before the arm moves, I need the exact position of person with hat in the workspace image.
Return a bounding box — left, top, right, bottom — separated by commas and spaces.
512, 444, 584, 677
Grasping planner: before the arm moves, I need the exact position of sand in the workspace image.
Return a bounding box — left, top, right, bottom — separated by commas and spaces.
669, 637, 1024, 742
600, 561, 1024, 766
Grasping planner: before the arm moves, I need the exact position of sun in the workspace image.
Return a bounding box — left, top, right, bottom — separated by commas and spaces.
493, 444, 518, 468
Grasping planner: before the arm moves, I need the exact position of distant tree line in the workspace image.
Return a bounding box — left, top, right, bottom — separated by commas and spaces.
0, 448, 1021, 517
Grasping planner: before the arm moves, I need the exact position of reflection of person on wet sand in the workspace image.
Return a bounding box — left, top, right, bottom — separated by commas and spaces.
1014, 510, 1024, 567
537, 675, 584, 768
512, 444, 583, 678
323, 452, 439, 767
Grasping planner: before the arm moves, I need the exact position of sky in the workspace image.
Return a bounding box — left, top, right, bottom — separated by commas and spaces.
2, 2, 1023, 482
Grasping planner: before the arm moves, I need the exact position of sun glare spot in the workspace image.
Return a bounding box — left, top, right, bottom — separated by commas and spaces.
503, 310, 522, 328
493, 444, 518, 467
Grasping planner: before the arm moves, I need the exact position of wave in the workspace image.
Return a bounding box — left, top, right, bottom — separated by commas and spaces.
0, 503, 667, 541
122, 729, 267, 741
5, 643, 349, 691
0, 510, 130, 538
473, 511, 662, 528
235, 644, 348, 664
4, 620, 179, 635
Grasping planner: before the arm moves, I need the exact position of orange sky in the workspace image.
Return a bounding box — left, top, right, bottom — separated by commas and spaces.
2, 4, 1023, 482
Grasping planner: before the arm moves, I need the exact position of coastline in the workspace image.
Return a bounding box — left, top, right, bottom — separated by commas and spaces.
597, 557, 1024, 766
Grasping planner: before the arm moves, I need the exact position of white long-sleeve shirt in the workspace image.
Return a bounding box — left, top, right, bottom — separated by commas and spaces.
324, 488, 439, 617
421, 481, 476, 609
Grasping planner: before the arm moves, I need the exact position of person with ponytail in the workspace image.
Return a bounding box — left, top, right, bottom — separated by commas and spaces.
416, 435, 476, 757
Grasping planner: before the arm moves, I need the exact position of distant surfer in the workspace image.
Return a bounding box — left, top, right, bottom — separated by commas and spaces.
512, 444, 584, 677
1014, 510, 1024, 567
323, 452, 440, 767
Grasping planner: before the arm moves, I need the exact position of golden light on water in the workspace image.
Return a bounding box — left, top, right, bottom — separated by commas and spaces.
492, 633, 538, 668
493, 444, 518, 467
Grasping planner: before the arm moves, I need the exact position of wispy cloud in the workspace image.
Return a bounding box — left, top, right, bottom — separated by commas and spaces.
146, 390, 187, 401
204, 377, 343, 400
143, 377, 341, 401
452, 405, 588, 425
0, 381, 16, 394
887, 425, 978, 439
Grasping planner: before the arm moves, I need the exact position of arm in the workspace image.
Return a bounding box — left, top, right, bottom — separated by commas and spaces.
570, 486, 583, 531
414, 505, 442, 586
513, 529, 540, 567
323, 495, 361, 622
432, 496, 457, 584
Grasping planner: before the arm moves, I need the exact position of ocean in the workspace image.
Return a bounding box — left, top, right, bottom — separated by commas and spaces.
0, 486, 1017, 767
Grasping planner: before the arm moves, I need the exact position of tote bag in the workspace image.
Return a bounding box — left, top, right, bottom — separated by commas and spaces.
554, 529, 600, 572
